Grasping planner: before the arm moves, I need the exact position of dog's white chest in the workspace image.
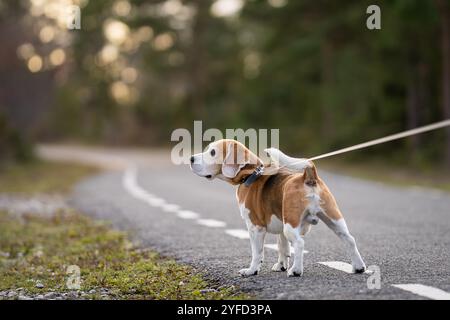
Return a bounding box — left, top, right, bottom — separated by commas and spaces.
266, 215, 283, 234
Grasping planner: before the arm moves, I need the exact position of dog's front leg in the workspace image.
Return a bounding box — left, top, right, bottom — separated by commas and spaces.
239, 224, 266, 277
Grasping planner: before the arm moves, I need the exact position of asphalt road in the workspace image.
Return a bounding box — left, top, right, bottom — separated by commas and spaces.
40, 146, 450, 299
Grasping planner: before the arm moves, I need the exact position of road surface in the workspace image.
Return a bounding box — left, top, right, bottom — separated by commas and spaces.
39, 145, 450, 299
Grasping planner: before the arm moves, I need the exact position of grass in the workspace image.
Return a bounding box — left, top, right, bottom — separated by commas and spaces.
319, 158, 450, 192
0, 160, 98, 194
0, 160, 247, 300
0, 210, 244, 299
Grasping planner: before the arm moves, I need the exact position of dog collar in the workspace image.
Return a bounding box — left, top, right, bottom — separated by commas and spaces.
243, 165, 264, 187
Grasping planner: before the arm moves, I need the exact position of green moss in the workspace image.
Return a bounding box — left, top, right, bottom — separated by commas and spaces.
0, 160, 98, 194
0, 211, 247, 299
0, 160, 248, 299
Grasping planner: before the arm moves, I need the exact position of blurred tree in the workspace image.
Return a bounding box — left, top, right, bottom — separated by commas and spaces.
0, 112, 34, 164
436, 0, 450, 167
0, 1, 38, 164
0, 0, 449, 168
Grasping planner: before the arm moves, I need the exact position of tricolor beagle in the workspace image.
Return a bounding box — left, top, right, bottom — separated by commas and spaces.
190, 139, 366, 277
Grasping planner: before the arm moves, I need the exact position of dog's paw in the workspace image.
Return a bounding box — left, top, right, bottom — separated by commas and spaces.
352, 261, 366, 274
271, 262, 287, 272
287, 267, 303, 277
239, 268, 258, 277
353, 266, 366, 274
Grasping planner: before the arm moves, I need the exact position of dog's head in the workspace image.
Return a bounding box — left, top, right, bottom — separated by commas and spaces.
190, 139, 262, 184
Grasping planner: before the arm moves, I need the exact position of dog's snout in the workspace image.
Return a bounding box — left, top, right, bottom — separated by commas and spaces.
190, 156, 195, 164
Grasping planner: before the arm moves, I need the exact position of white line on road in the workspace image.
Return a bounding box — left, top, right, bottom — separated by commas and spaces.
225, 229, 250, 239
160, 203, 181, 213
59, 154, 450, 299
123, 165, 161, 205
264, 243, 308, 254
124, 166, 232, 228
124, 166, 314, 255
177, 210, 200, 219
197, 219, 227, 227
318, 261, 373, 274
392, 284, 450, 300
144, 197, 166, 207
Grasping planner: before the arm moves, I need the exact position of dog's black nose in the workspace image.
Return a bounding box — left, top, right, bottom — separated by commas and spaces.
190, 156, 194, 164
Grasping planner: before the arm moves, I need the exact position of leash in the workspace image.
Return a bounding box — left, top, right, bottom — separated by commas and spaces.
274, 119, 450, 168
308, 119, 450, 161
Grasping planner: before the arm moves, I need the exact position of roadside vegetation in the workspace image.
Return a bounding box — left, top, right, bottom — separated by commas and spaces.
0, 161, 246, 300
0, 160, 98, 194
0, 210, 244, 299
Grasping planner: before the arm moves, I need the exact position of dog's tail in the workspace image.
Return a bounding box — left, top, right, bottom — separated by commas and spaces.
264, 148, 310, 171
303, 162, 321, 225
303, 162, 319, 187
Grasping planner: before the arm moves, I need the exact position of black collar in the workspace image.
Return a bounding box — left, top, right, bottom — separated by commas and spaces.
243, 165, 264, 187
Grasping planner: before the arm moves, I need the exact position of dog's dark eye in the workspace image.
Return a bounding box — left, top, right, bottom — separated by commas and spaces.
210, 149, 216, 157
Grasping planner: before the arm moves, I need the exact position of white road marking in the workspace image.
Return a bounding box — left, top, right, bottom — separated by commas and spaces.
125, 167, 376, 281
392, 284, 450, 300
177, 210, 200, 219
160, 203, 181, 213
197, 219, 227, 228
123, 166, 158, 204
143, 197, 166, 207
225, 229, 250, 239
264, 243, 308, 254
318, 261, 373, 274
61, 156, 450, 298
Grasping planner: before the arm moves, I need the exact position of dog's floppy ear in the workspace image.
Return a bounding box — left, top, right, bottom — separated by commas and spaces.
221, 142, 248, 178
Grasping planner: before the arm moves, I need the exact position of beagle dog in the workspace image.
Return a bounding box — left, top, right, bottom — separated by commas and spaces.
190, 139, 366, 277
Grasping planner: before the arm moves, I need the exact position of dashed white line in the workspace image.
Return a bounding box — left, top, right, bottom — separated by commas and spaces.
264, 243, 308, 254
123, 165, 450, 297
225, 229, 250, 239
177, 210, 200, 219
392, 284, 450, 300
123, 165, 166, 208
318, 261, 373, 274
144, 197, 166, 207
124, 166, 231, 227
160, 203, 181, 213
197, 219, 227, 228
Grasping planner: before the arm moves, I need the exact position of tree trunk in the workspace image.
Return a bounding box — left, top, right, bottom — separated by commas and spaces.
185, 0, 210, 119
320, 41, 335, 140
437, 0, 450, 168
406, 46, 428, 155
406, 72, 421, 153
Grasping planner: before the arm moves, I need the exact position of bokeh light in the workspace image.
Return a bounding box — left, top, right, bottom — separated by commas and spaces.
210, 0, 244, 17
153, 33, 174, 51
27, 55, 43, 73
49, 48, 66, 66
103, 19, 130, 46
267, 0, 288, 8
39, 25, 55, 43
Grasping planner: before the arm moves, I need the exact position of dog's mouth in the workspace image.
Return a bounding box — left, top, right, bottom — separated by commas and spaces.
205, 175, 212, 180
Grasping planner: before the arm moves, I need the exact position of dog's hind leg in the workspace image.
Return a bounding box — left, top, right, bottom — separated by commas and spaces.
318, 213, 366, 273
272, 234, 290, 272
317, 181, 366, 273
283, 223, 305, 277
